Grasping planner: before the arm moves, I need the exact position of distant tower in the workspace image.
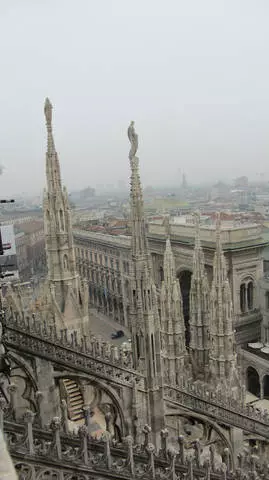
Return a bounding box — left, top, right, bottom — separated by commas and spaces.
209, 213, 240, 395
43, 98, 89, 334
160, 237, 187, 385
182, 172, 187, 190
127, 121, 164, 438
189, 212, 210, 380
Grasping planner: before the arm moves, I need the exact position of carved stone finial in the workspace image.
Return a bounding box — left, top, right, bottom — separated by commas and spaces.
50, 416, 61, 431
7, 383, 17, 394
44, 98, 52, 127
127, 121, 138, 159
24, 409, 35, 424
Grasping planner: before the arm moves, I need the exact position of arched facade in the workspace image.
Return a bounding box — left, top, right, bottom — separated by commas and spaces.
56, 372, 125, 440
246, 366, 260, 398
240, 277, 255, 314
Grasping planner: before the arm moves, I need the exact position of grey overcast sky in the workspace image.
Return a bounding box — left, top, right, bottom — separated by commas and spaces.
0, 0, 269, 196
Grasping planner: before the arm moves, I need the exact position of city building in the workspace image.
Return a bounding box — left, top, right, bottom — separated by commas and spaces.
14, 220, 46, 281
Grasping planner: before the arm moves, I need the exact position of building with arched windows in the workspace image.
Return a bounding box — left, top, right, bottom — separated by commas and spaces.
75, 216, 266, 346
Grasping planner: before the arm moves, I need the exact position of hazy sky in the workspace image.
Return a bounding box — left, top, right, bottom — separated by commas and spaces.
0, 1, 269, 196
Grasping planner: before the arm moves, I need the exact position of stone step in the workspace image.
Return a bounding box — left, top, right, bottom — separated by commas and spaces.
62, 378, 84, 422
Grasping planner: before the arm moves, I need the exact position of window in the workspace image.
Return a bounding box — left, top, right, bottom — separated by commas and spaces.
266, 291, 269, 310
151, 334, 156, 376
160, 266, 164, 282
136, 335, 140, 360
240, 279, 255, 313
247, 282, 254, 310
59, 209, 64, 231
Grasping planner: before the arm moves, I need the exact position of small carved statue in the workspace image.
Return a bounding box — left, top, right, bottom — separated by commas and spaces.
127, 121, 138, 159
44, 97, 52, 126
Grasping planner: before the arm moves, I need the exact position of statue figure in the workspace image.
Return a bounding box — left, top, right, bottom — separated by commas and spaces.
127, 121, 138, 159
44, 97, 52, 126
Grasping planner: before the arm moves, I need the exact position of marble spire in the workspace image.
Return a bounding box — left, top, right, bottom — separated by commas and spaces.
209, 213, 240, 394
189, 212, 210, 379
160, 237, 186, 384
43, 99, 89, 334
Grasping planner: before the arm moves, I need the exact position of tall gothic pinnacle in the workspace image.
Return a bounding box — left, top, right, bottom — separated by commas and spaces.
44, 98, 61, 193
164, 237, 175, 287
189, 210, 210, 377
194, 211, 201, 248
213, 212, 227, 286
128, 121, 149, 261
192, 211, 205, 280
44, 98, 52, 127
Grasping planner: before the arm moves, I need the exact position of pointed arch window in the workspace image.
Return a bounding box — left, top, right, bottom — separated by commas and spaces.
136, 334, 140, 360
266, 291, 269, 310
151, 333, 156, 376
240, 278, 255, 313
247, 282, 253, 310
240, 284, 246, 313
59, 209, 65, 231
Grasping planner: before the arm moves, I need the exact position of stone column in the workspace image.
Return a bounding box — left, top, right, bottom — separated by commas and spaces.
260, 373, 264, 400
230, 427, 243, 465
245, 283, 248, 313
35, 358, 60, 423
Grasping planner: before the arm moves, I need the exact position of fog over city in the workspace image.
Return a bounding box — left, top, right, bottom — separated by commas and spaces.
0, 0, 269, 196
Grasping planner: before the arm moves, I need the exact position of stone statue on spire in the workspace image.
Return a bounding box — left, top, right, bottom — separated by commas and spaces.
44, 98, 52, 127
128, 121, 138, 159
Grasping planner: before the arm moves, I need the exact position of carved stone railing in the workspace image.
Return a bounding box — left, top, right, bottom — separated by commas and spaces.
3, 312, 145, 389
74, 229, 131, 248
164, 384, 269, 439
4, 411, 267, 480
3, 312, 269, 441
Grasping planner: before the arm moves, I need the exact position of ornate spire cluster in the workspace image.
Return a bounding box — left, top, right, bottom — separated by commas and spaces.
209, 213, 239, 393
127, 122, 242, 428
189, 212, 210, 379
160, 238, 186, 384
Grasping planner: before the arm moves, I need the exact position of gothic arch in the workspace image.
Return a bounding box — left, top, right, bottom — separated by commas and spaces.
54, 372, 126, 435
59, 208, 65, 231
7, 351, 38, 392
37, 469, 60, 480
263, 374, 269, 399
2, 351, 39, 416
166, 410, 234, 467
239, 275, 256, 313
246, 366, 260, 397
